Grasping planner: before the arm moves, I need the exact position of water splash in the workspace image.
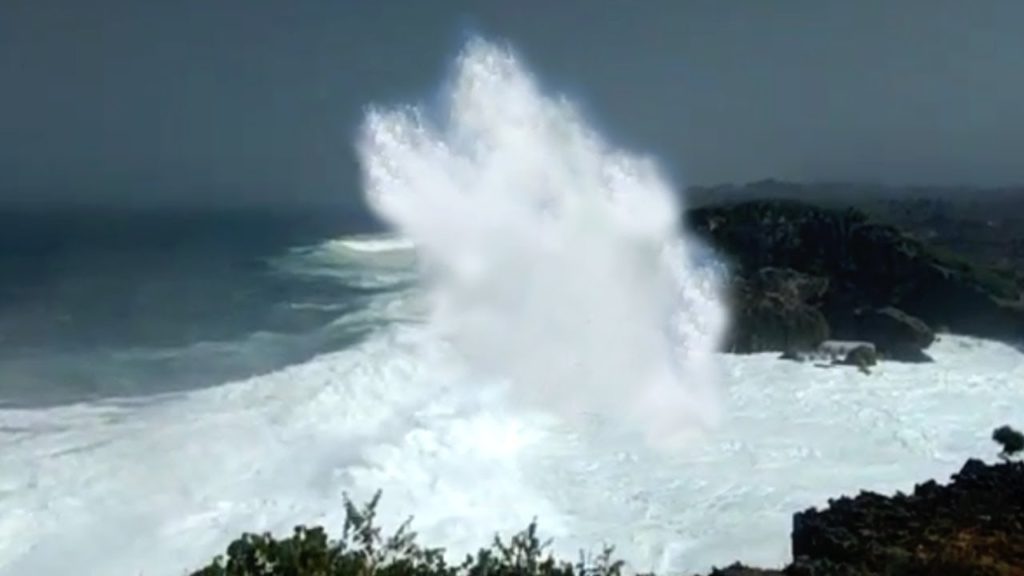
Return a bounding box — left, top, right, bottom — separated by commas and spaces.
357, 38, 726, 448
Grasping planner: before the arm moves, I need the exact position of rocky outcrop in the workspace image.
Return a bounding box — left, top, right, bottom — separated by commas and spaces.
687, 181, 1024, 275
850, 307, 934, 362
695, 458, 1024, 575
788, 459, 1024, 575
687, 200, 1024, 356
780, 340, 878, 374
727, 268, 830, 353
838, 344, 877, 373
781, 341, 875, 363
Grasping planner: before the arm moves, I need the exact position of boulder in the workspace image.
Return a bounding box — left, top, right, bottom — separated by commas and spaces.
780, 340, 875, 365
852, 307, 934, 362
839, 344, 878, 373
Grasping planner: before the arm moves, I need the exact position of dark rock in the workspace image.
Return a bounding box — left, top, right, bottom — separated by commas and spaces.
838, 344, 877, 373
687, 200, 867, 275
851, 307, 934, 362
784, 341, 877, 369
779, 348, 803, 361
726, 267, 830, 353
754, 267, 830, 302
957, 458, 989, 479
687, 200, 1024, 349
789, 459, 1024, 575
704, 564, 785, 576
688, 181, 1024, 287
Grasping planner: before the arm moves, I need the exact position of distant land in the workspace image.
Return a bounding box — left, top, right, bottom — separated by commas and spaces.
687, 180, 1024, 274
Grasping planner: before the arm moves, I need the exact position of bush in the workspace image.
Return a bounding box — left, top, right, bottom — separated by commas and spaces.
992, 425, 1024, 460
190, 491, 624, 576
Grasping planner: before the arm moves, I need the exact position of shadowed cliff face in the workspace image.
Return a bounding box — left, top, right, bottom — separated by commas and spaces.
789, 458, 1024, 575
685, 199, 1024, 358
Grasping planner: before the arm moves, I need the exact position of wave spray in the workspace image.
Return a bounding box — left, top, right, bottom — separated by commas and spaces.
357, 38, 726, 448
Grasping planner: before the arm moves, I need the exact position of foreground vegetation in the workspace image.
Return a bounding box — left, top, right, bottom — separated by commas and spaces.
191, 491, 623, 576
192, 427, 1024, 576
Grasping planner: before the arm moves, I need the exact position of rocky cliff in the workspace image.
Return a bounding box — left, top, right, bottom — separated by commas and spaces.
704, 458, 1024, 575
685, 199, 1024, 360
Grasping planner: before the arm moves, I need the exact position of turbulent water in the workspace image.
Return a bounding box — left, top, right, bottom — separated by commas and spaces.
358, 38, 725, 446
2, 39, 1024, 576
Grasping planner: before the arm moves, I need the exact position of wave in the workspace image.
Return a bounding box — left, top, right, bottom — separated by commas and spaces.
357, 38, 726, 446
273, 235, 418, 290
329, 235, 416, 254
0, 322, 557, 575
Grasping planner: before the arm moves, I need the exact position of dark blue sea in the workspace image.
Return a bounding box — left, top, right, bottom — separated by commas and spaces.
0, 206, 387, 407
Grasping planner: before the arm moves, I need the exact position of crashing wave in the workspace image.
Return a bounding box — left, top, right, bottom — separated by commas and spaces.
357, 38, 727, 447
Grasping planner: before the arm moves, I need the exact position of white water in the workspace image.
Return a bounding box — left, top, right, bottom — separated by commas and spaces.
358, 39, 726, 446
3, 37, 1024, 576
2, 318, 1022, 575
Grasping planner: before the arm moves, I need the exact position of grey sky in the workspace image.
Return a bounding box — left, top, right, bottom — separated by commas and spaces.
2, 0, 1023, 208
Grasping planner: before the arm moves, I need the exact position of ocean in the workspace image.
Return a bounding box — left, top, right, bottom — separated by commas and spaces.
0, 207, 383, 408
2, 38, 1023, 576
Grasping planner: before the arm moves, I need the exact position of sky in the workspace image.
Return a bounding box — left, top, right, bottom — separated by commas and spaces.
2, 0, 1024, 209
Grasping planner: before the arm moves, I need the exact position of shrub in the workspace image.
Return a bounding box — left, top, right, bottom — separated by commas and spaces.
992, 425, 1024, 461
190, 491, 624, 576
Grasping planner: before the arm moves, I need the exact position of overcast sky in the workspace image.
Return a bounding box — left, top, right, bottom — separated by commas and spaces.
2, 0, 1023, 209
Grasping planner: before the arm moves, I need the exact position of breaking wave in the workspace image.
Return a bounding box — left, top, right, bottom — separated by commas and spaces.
357, 38, 727, 447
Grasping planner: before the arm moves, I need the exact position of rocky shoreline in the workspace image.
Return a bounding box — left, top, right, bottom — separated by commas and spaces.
704, 457, 1024, 575
192, 452, 1024, 576
685, 199, 1024, 363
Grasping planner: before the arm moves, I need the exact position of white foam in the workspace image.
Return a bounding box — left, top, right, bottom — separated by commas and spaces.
275, 235, 418, 289
358, 38, 726, 446
2, 332, 1023, 575
331, 236, 416, 254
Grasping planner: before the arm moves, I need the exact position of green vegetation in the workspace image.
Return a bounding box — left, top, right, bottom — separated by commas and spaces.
926, 244, 1021, 301
191, 491, 624, 576
191, 428, 1024, 576
992, 425, 1024, 461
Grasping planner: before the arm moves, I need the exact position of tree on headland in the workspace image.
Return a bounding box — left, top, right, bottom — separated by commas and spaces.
992, 425, 1024, 461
